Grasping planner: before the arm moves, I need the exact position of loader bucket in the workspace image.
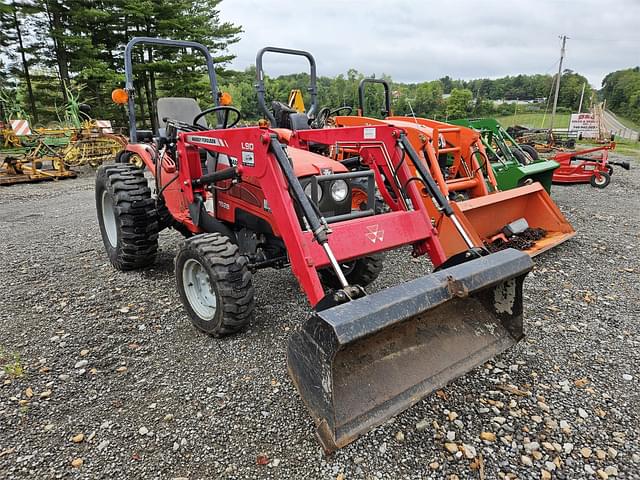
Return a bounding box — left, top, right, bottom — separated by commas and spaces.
288, 248, 533, 452
458, 182, 576, 257
431, 183, 575, 258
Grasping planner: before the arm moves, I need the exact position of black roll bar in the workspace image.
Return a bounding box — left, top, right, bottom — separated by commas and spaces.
358, 78, 391, 117
255, 47, 318, 126
123, 37, 220, 142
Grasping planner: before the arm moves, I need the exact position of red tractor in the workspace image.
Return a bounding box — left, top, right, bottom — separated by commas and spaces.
97, 38, 533, 452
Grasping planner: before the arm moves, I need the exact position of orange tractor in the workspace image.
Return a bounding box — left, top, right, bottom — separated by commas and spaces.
334, 79, 575, 257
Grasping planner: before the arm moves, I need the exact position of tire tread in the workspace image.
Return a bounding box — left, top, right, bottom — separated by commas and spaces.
96, 164, 159, 270
177, 233, 255, 336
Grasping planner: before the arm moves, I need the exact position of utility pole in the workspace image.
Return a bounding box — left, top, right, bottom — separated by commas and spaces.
577, 82, 586, 114
550, 35, 568, 131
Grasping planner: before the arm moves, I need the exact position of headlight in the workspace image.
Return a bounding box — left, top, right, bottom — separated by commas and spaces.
330, 179, 349, 202
304, 182, 323, 202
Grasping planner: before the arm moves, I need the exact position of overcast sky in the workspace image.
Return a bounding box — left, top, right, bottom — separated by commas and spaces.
220, 0, 639, 88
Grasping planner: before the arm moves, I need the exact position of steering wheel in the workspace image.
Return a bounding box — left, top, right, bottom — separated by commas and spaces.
311, 105, 353, 129
312, 107, 331, 129
193, 105, 241, 129
330, 106, 352, 116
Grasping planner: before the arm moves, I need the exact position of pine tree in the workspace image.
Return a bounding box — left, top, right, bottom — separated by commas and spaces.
1, 1, 40, 122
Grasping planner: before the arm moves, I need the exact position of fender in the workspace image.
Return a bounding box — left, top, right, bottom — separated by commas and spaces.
118, 143, 157, 171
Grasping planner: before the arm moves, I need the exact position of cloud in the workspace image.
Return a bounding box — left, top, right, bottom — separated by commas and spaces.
219, 0, 640, 87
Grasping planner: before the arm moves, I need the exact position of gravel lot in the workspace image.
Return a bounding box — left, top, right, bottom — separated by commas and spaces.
0, 154, 638, 480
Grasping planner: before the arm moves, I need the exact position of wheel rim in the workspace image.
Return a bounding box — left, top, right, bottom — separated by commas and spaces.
101, 190, 118, 247
64, 145, 81, 166
182, 258, 217, 321
129, 154, 144, 168
595, 174, 607, 186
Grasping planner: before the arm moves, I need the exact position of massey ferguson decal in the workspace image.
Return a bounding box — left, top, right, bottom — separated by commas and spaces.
186, 135, 228, 147
366, 224, 384, 243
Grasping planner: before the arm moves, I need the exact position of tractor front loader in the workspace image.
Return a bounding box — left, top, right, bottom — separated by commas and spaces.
98, 38, 533, 452
335, 79, 575, 257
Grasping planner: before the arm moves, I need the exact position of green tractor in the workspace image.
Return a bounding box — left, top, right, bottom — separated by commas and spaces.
450, 118, 559, 193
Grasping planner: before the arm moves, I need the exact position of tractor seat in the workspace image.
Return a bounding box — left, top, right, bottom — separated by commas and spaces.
271, 101, 311, 130
156, 97, 219, 174
156, 97, 208, 137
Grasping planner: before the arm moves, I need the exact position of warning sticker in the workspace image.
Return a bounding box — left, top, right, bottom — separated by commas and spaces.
241, 151, 255, 166
363, 127, 376, 139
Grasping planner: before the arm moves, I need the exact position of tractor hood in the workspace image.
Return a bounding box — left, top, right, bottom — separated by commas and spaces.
287, 147, 349, 178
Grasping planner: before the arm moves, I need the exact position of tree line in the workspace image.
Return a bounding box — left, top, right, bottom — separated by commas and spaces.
601, 67, 640, 125
0, 0, 604, 128
0, 0, 240, 127
226, 68, 592, 122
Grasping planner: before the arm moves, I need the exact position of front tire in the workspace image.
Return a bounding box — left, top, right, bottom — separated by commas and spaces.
590, 171, 610, 188
175, 233, 255, 337
95, 164, 159, 270
319, 254, 384, 290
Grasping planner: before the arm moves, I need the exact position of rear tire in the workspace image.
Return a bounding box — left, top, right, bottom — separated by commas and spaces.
590, 171, 610, 188
520, 144, 539, 161
175, 233, 254, 337
319, 254, 384, 290
95, 164, 159, 270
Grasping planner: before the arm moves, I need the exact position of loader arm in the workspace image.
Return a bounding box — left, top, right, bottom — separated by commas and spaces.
178, 125, 450, 307
183, 126, 533, 453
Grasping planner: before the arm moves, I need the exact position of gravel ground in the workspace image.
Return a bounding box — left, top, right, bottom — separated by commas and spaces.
0, 154, 638, 480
